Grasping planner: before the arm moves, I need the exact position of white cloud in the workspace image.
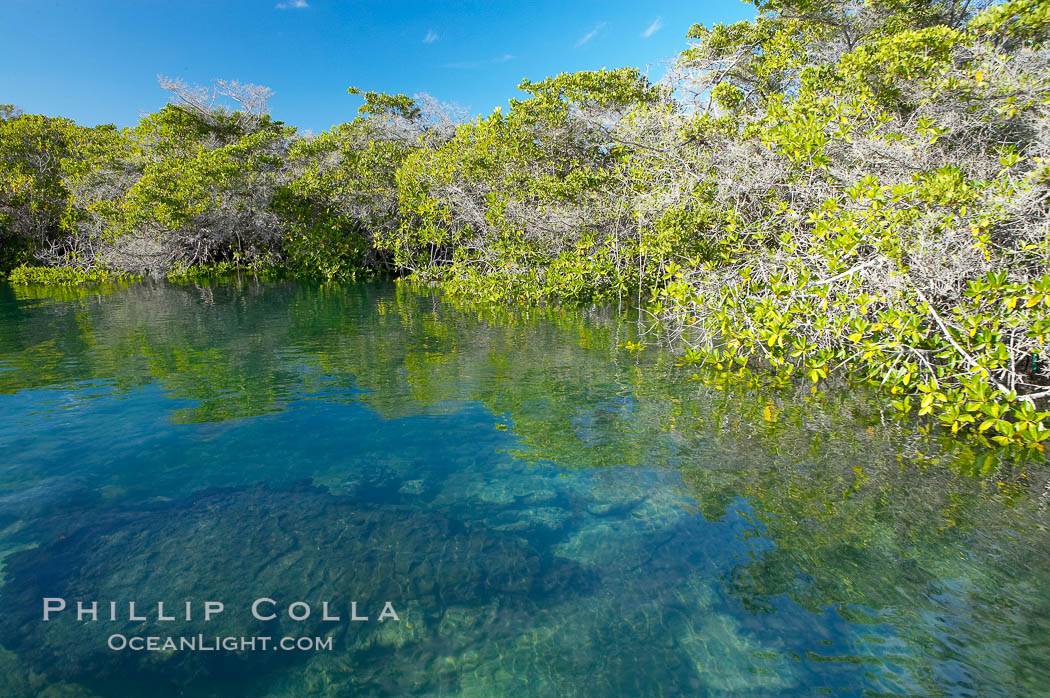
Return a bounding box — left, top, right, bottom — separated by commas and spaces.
275, 0, 308, 8
575, 22, 605, 47
442, 54, 515, 69
423, 29, 439, 44
641, 17, 663, 38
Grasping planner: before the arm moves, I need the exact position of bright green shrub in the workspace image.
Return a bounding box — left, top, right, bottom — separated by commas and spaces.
7, 264, 138, 285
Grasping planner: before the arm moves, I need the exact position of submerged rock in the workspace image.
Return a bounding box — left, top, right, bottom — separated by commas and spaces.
0, 482, 596, 696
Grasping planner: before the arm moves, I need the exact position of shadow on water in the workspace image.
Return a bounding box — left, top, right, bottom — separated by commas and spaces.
0, 278, 1048, 696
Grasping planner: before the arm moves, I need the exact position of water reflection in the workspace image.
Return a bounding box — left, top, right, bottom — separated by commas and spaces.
0, 279, 1048, 696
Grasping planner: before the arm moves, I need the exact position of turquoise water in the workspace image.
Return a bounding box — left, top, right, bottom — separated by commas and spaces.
0, 279, 1048, 697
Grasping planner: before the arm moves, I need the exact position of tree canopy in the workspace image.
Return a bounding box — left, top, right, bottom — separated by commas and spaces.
2, 0, 1049, 450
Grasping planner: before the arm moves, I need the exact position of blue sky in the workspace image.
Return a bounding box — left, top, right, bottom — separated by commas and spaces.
0, 1, 755, 133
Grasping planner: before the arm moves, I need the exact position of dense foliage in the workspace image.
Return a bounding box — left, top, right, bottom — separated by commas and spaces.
2, 0, 1049, 449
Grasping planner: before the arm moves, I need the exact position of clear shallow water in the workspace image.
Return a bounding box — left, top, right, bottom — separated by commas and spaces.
0, 279, 1048, 697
